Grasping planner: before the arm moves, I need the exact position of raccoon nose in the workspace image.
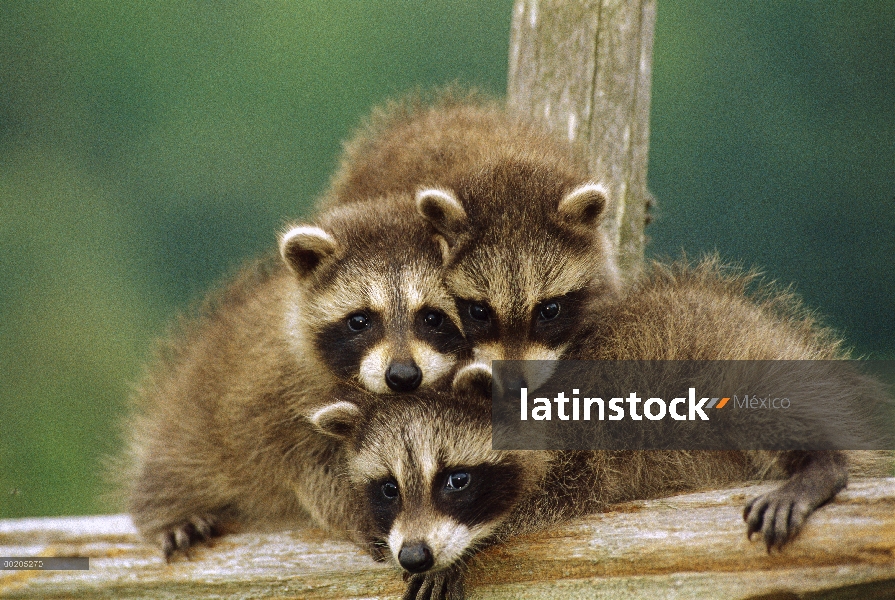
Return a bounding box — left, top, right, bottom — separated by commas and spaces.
398, 541, 434, 573
386, 361, 422, 392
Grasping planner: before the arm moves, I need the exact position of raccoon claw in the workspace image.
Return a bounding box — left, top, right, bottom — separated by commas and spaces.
160, 515, 220, 562
744, 487, 812, 552
744, 456, 847, 553
403, 568, 465, 600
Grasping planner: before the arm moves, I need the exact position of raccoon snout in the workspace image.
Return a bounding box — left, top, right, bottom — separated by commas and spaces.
398, 540, 434, 573
386, 361, 423, 392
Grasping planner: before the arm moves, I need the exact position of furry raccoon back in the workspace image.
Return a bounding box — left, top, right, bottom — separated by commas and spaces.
324, 89, 583, 206
568, 256, 891, 542
577, 256, 846, 361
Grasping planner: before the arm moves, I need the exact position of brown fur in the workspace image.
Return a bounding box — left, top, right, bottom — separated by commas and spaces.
123, 195, 468, 555
578, 256, 845, 361
570, 257, 890, 549
323, 88, 582, 207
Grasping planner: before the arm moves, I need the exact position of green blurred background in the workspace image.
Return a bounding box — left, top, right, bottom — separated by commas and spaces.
1, 2, 892, 518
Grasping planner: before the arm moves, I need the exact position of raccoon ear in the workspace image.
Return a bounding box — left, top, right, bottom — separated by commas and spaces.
309, 401, 362, 440
279, 225, 338, 277
415, 188, 468, 250
557, 183, 609, 228
452, 361, 492, 398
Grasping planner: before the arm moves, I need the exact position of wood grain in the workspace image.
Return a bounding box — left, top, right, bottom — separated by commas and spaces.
2, 479, 893, 599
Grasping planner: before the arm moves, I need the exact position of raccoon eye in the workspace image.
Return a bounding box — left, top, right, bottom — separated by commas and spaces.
538, 300, 561, 321
468, 303, 489, 322
347, 313, 370, 332
445, 471, 470, 492
423, 311, 444, 328
381, 480, 399, 500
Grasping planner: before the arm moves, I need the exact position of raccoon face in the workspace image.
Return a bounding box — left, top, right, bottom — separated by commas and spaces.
367, 461, 523, 573
279, 202, 467, 393
310, 392, 541, 574
416, 176, 620, 391
307, 265, 463, 393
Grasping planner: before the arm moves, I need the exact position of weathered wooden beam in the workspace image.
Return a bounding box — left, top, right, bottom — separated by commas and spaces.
508, 0, 656, 283
2, 479, 894, 599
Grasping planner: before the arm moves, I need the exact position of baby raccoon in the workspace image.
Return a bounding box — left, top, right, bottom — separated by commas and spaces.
310, 388, 553, 600
125, 194, 466, 555
313, 382, 882, 600
323, 91, 621, 390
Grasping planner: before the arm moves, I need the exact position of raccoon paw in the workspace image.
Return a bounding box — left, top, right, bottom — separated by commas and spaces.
744, 480, 832, 552
403, 567, 465, 600
744, 456, 846, 552
159, 514, 221, 562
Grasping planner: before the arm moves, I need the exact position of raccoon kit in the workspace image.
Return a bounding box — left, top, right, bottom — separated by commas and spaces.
311, 377, 880, 600
324, 92, 622, 389
125, 194, 467, 555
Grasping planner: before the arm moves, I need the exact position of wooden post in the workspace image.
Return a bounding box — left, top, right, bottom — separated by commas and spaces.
508, 0, 656, 283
